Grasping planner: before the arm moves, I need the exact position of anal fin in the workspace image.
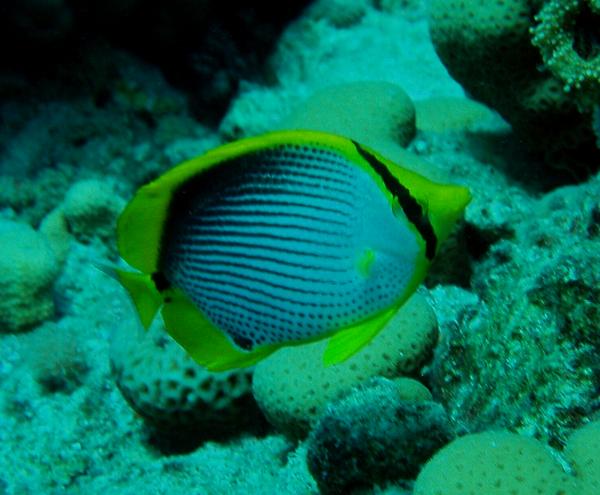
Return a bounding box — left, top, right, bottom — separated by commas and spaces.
160, 288, 278, 371
323, 306, 398, 366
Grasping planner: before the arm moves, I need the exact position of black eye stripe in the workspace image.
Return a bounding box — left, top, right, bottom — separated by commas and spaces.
351, 140, 437, 260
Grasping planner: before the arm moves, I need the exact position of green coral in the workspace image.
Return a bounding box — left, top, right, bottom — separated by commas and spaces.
428, 0, 599, 170
414, 431, 578, 494
252, 293, 438, 438
307, 378, 452, 495
0, 220, 62, 332
532, 0, 600, 110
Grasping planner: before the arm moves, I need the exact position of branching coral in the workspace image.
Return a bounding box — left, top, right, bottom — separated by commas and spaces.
532, 0, 600, 110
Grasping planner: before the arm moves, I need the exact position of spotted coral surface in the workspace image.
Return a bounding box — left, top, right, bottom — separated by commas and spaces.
110, 317, 258, 434
565, 419, 600, 495
252, 292, 438, 438
414, 431, 578, 495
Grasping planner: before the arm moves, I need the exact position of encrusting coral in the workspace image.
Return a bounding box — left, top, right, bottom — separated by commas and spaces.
429, 0, 599, 168
252, 293, 438, 438
62, 179, 124, 246
414, 431, 578, 494
429, 177, 600, 448
531, 0, 600, 111
110, 316, 260, 436
414, 419, 600, 494
0, 220, 62, 332
307, 377, 453, 495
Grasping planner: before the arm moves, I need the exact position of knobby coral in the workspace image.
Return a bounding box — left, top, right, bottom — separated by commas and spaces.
429, 0, 600, 169
532, 0, 600, 110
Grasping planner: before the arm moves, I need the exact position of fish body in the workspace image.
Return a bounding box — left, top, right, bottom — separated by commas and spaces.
116, 130, 470, 371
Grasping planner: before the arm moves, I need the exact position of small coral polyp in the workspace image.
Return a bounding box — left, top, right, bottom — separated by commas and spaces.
532, 0, 600, 109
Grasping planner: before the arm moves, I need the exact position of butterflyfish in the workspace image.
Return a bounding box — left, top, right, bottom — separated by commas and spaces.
116, 130, 470, 371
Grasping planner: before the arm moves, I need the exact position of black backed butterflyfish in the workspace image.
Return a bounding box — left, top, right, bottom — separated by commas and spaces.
116, 130, 470, 371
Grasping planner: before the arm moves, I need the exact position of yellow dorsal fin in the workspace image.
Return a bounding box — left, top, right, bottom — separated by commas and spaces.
160, 288, 278, 371
323, 305, 398, 365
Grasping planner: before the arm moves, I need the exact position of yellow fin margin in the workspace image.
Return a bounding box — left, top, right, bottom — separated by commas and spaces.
117, 129, 470, 274
160, 288, 279, 372
323, 305, 399, 365
115, 269, 162, 329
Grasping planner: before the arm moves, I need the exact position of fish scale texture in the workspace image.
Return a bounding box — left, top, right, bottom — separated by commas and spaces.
251, 292, 437, 438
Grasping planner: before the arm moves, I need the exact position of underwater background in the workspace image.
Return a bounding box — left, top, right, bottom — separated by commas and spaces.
1, 0, 599, 494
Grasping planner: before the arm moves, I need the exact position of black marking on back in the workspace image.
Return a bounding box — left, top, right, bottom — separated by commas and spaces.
351, 140, 437, 260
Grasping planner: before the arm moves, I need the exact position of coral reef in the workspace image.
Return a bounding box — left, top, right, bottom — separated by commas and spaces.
0, 1, 308, 122
429, 0, 599, 169
1, 0, 598, 493
39, 205, 72, 265
61, 179, 125, 249
593, 105, 600, 146
531, 0, 600, 110
283, 81, 416, 149
429, 177, 600, 447
110, 316, 260, 437
414, 97, 496, 133
304, 0, 370, 28
564, 419, 600, 494
414, 420, 600, 494
277, 80, 453, 182
19, 320, 90, 395
413, 431, 577, 494
0, 219, 62, 332
307, 377, 453, 494
0, 55, 220, 230
252, 293, 438, 438
219, 4, 462, 139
